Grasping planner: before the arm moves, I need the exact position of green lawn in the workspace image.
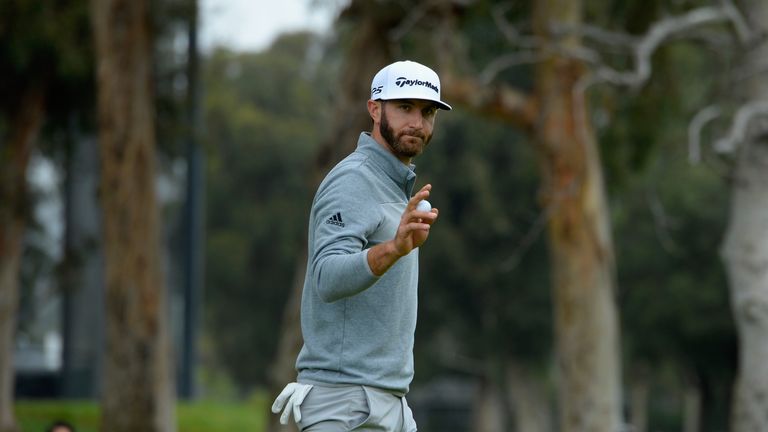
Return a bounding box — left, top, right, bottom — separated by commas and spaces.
15, 397, 268, 432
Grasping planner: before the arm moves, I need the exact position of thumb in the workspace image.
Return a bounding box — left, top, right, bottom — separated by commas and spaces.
280, 398, 296, 425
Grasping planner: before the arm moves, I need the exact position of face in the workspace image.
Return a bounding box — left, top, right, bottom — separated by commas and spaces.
376, 99, 438, 161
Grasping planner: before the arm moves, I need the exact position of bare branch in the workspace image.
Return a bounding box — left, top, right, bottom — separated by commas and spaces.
389, 1, 436, 42
688, 105, 722, 164
714, 100, 768, 153
479, 43, 602, 84
600, 6, 734, 88
730, 58, 768, 84
441, 72, 537, 130
498, 177, 580, 273
720, 0, 752, 43
479, 52, 541, 84
568, 1, 750, 152
498, 206, 552, 273
390, 0, 478, 42
552, 22, 638, 50
487, 2, 751, 92
491, 1, 538, 49
646, 188, 679, 254
491, 2, 519, 43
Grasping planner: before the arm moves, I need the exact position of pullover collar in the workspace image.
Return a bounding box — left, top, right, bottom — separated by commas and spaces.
356, 132, 417, 197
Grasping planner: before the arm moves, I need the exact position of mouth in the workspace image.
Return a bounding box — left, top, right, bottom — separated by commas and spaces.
401, 133, 425, 143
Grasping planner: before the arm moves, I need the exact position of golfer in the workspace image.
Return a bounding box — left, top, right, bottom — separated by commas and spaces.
271, 60, 451, 431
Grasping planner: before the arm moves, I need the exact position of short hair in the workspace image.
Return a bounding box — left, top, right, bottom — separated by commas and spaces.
47, 420, 76, 432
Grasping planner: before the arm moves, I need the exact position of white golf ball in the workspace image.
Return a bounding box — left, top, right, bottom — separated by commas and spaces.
416, 200, 432, 212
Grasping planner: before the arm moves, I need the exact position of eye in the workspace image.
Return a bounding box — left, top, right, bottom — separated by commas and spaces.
423, 106, 438, 118
398, 104, 412, 112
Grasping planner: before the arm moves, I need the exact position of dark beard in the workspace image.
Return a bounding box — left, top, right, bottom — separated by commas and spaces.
380, 107, 431, 159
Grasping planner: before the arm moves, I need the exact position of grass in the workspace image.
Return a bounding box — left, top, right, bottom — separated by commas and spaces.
15, 396, 268, 432
15, 401, 99, 432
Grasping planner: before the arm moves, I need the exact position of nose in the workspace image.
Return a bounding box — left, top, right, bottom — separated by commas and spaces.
407, 111, 425, 129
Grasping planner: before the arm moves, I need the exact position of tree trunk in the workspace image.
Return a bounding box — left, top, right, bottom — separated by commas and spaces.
437, 2, 622, 428
0, 86, 45, 432
725, 142, 768, 428
683, 382, 702, 432
91, 0, 175, 431
507, 362, 554, 432
628, 367, 650, 432
471, 378, 505, 432
724, 2, 768, 431
0, 228, 21, 432
265, 3, 401, 431
532, 1, 622, 431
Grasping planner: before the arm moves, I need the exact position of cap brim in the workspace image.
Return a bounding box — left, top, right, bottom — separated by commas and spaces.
376, 97, 452, 111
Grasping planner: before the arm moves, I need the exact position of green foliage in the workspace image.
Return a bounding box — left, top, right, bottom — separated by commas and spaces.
15, 401, 99, 432
0, 0, 93, 351
614, 147, 734, 360
583, 5, 738, 427
415, 111, 552, 380
0, 0, 90, 81
590, 3, 738, 386
202, 32, 333, 391
597, 38, 728, 189
176, 397, 268, 432
613, 145, 735, 430
0, 0, 93, 135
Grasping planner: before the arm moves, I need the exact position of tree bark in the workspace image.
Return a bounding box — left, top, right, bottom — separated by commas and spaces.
507, 361, 553, 432
471, 378, 505, 432
265, 3, 401, 430
532, 1, 622, 431
91, 0, 175, 430
725, 143, 768, 429
0, 86, 45, 432
683, 382, 702, 432
628, 366, 650, 432
724, 2, 768, 431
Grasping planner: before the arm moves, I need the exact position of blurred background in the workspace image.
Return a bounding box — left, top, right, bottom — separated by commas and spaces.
2, 0, 767, 431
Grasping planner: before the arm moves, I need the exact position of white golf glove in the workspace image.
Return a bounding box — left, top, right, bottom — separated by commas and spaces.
271, 382, 314, 425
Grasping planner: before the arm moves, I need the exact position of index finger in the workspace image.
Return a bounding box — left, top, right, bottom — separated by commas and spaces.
271, 383, 297, 412
408, 184, 432, 210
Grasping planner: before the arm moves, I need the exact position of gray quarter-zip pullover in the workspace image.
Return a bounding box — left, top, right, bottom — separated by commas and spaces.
296, 132, 419, 396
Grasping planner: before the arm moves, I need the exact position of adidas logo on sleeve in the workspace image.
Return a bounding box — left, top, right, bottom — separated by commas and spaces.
325, 212, 345, 227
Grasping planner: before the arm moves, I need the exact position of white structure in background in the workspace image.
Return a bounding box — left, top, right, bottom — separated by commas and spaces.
15, 332, 61, 373
15, 154, 64, 376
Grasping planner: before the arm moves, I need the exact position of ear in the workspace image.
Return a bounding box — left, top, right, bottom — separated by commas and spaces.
367, 99, 382, 124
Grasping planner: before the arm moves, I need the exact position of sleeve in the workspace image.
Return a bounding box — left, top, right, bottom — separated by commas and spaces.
308, 169, 382, 303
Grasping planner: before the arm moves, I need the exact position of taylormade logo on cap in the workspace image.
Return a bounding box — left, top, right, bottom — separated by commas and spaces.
370, 60, 452, 111
395, 76, 439, 93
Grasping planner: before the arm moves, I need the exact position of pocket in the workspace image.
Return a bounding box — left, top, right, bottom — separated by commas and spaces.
349, 386, 373, 430
297, 385, 369, 431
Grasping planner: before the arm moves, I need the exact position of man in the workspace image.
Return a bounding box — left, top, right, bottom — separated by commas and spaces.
272, 60, 451, 431
46, 421, 76, 432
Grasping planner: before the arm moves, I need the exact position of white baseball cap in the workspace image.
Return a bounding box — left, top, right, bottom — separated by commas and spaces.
370, 60, 452, 111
